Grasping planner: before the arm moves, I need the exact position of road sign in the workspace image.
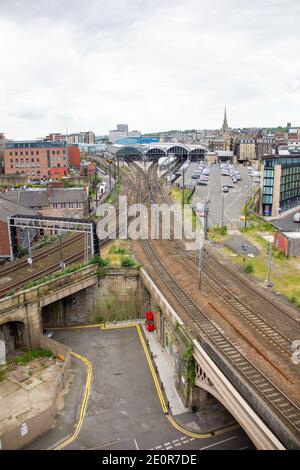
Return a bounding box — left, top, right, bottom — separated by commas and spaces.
27, 257, 32, 265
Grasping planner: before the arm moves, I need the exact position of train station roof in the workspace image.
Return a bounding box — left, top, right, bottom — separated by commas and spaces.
108, 142, 207, 156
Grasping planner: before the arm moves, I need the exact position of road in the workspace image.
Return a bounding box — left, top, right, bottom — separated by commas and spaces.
27, 326, 254, 451
193, 164, 257, 227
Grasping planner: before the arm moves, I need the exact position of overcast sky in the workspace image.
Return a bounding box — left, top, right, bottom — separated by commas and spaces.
0, 0, 299, 139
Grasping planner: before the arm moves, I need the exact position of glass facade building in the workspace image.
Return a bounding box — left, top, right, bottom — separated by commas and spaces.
262, 154, 300, 216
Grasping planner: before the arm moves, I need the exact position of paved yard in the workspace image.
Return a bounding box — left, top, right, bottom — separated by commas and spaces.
26, 326, 254, 450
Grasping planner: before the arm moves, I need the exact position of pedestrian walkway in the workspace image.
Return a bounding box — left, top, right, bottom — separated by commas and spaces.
142, 325, 188, 416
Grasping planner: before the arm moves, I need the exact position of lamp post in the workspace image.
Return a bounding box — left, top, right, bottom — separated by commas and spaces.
221, 193, 225, 228
265, 237, 274, 287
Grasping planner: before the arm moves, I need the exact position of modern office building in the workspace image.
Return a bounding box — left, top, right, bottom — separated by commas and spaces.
3, 140, 69, 178
259, 151, 300, 216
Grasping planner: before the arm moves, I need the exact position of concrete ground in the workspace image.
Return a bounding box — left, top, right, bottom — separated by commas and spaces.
0, 356, 64, 443
272, 208, 300, 232
224, 235, 260, 257
26, 326, 254, 450
193, 164, 258, 227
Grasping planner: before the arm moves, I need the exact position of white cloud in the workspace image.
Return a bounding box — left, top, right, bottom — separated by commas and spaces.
0, 0, 299, 139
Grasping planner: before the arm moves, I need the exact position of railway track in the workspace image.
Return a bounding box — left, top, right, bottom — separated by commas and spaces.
0, 233, 84, 278
132, 163, 300, 448
0, 161, 150, 296
150, 166, 300, 339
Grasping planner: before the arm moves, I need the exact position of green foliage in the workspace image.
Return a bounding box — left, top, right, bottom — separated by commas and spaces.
121, 256, 137, 268
14, 348, 53, 365
109, 244, 126, 255
274, 250, 285, 260
290, 296, 300, 308
182, 344, 196, 387
244, 262, 254, 274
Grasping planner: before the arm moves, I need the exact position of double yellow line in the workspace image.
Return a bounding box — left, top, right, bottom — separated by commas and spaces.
54, 352, 92, 450
54, 322, 237, 449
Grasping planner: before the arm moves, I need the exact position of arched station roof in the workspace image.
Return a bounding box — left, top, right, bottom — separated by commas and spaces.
109, 143, 207, 159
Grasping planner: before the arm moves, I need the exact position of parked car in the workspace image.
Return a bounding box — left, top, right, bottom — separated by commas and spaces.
223, 186, 229, 193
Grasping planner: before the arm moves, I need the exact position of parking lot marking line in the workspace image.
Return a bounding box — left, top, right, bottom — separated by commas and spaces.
134, 438, 139, 450
54, 352, 92, 450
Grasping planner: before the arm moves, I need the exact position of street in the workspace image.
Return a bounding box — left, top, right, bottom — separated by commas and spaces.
26, 326, 254, 451
193, 164, 257, 227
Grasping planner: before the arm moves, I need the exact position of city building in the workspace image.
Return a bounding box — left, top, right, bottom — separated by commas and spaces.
4, 141, 69, 178
116, 124, 129, 133
235, 138, 256, 161
256, 138, 274, 159
109, 124, 141, 143
44, 132, 67, 142
0, 197, 36, 258
68, 145, 80, 168
2, 186, 89, 219
0, 133, 6, 174
109, 130, 128, 143
67, 131, 95, 145
259, 152, 300, 216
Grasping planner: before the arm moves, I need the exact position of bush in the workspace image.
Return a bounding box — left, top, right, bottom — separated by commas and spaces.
109, 244, 126, 255
244, 262, 254, 274
121, 256, 136, 268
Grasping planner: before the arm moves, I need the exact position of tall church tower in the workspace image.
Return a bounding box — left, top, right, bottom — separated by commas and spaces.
222, 107, 229, 135
221, 107, 231, 151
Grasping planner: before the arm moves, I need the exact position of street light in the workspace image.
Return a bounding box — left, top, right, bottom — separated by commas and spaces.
265, 236, 274, 287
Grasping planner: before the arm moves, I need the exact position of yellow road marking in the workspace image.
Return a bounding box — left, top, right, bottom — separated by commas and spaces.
55, 352, 92, 450
52, 322, 239, 447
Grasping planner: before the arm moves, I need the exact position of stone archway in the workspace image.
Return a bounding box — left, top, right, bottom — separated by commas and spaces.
0, 321, 25, 357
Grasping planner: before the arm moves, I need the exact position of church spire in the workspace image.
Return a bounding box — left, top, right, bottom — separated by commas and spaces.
222, 107, 229, 135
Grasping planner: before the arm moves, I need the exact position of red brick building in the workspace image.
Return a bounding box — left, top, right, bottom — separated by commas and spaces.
3, 140, 69, 179
68, 145, 80, 168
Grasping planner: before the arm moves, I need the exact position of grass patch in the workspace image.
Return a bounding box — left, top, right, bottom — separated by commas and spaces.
171, 187, 193, 205
208, 225, 228, 242
106, 242, 139, 268
14, 348, 54, 365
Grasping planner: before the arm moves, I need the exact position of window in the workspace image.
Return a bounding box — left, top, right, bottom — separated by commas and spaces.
10, 158, 13, 163
52, 203, 58, 209
36, 151, 39, 155
61, 203, 66, 209
15, 152, 18, 156
9, 152, 12, 156
36, 158, 40, 162
31, 158, 35, 162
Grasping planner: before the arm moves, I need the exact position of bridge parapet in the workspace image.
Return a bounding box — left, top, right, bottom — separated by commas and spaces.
0, 264, 98, 315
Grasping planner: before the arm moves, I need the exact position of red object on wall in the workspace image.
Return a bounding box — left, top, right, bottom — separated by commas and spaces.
145, 311, 155, 331
145, 311, 153, 321
146, 322, 155, 332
